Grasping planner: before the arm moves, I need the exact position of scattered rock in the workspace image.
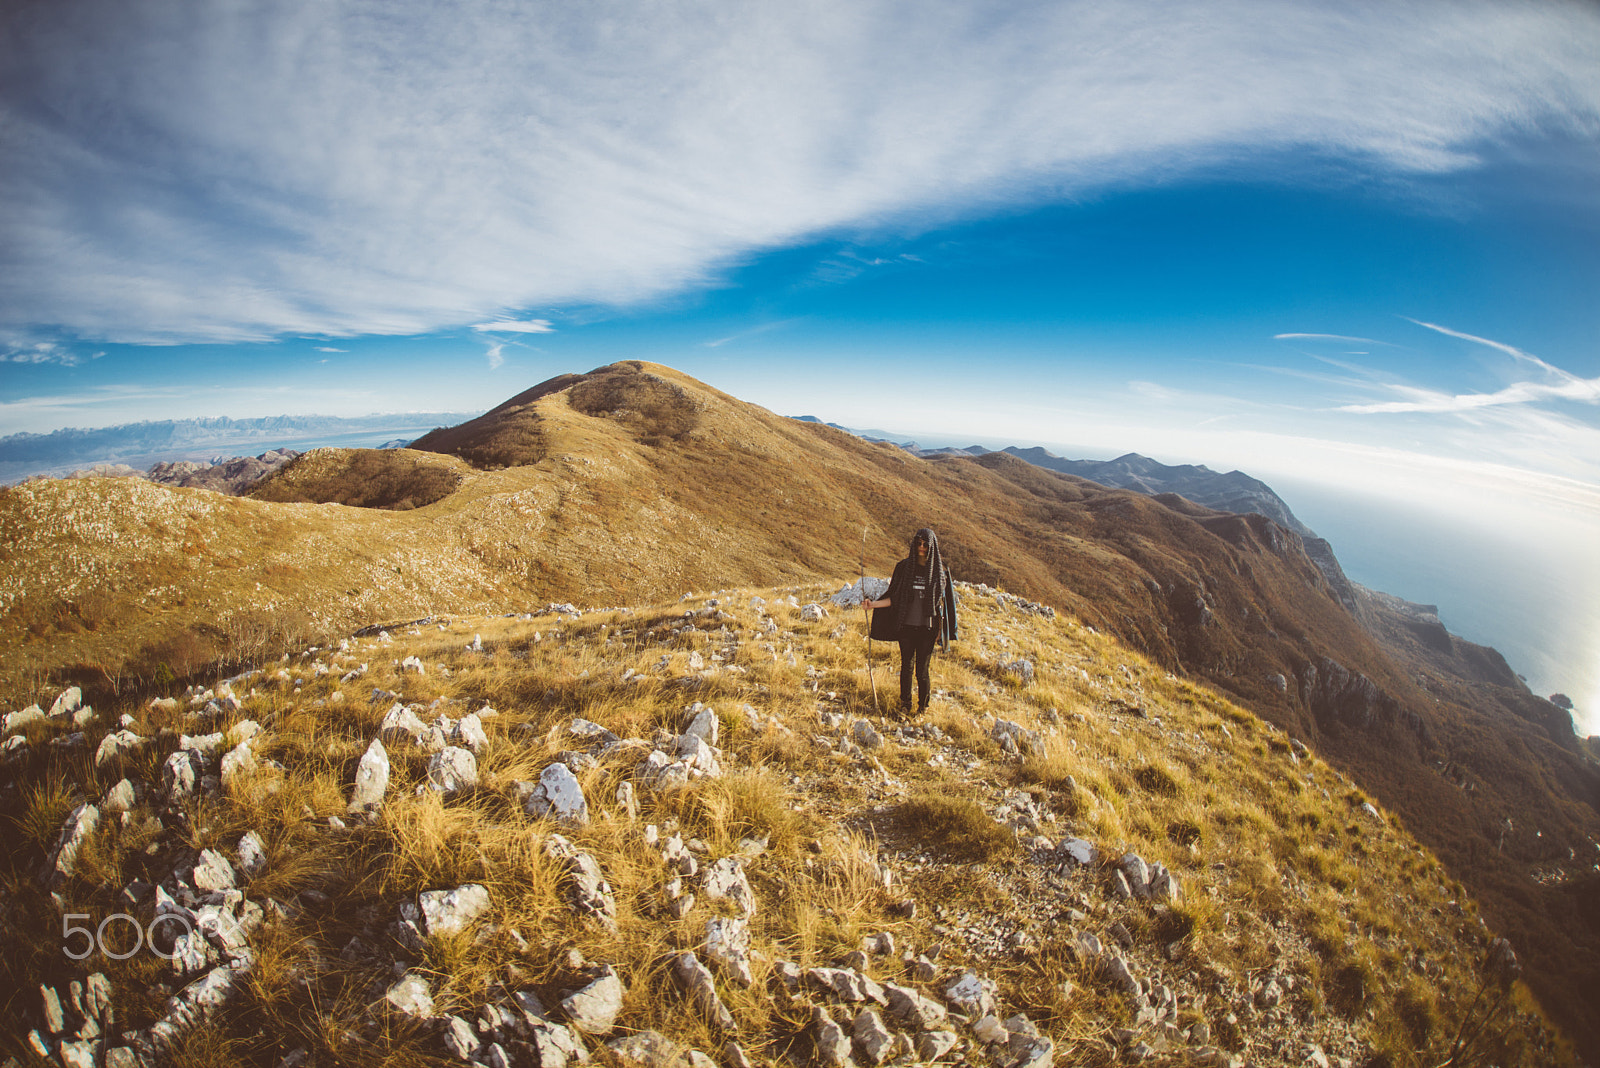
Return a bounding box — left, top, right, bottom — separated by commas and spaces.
386, 973, 435, 1018
561, 966, 625, 1035
349, 738, 391, 812
674, 951, 737, 1032
525, 762, 591, 824
703, 857, 757, 916
426, 746, 479, 794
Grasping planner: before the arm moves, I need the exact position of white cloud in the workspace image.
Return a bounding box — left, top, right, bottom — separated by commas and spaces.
484, 342, 505, 371
316, 346, 347, 353
1273, 333, 1380, 344
2, 1, 1597, 344
4, 342, 83, 366
472, 320, 555, 334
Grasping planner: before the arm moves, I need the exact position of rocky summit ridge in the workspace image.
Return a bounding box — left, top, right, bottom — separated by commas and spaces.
0, 583, 1560, 1067
1, 360, 1596, 1059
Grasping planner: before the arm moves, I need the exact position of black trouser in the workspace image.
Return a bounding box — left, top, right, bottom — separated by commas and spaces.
898, 625, 937, 711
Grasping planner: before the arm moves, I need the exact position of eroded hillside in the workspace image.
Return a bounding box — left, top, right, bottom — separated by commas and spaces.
0, 584, 1563, 1066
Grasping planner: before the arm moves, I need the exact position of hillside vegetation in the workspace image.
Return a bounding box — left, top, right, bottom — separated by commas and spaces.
0, 584, 1564, 1066
1, 360, 1595, 1056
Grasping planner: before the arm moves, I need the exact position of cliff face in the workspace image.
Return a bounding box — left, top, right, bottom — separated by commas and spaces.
3, 360, 1597, 1057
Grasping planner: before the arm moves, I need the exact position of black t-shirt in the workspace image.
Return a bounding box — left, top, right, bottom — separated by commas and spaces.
905, 573, 932, 628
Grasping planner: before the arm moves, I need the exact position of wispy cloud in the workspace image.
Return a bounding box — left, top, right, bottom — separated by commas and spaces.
1338, 323, 1600, 414
316, 346, 346, 353
2, 1, 1596, 344
472, 320, 555, 334
484, 342, 505, 371
3, 342, 85, 366
1273, 333, 1380, 344
705, 319, 802, 348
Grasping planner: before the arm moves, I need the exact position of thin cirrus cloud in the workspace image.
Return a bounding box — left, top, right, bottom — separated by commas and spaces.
471, 320, 556, 335
1, 1, 1597, 346
1337, 323, 1600, 414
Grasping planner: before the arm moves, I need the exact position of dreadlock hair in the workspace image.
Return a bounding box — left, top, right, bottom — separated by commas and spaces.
896, 527, 948, 631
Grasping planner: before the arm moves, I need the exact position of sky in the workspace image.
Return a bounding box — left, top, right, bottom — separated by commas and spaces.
2, 0, 1598, 727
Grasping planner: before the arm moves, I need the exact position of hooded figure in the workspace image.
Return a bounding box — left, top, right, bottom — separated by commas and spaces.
866, 527, 958, 715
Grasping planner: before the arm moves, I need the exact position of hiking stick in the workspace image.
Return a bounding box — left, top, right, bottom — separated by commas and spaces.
861, 525, 879, 712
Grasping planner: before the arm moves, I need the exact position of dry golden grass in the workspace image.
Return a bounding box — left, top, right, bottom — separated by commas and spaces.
0, 582, 1573, 1066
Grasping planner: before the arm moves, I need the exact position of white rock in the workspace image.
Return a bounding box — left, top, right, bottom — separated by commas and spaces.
3, 705, 43, 734
426, 746, 479, 795
102, 778, 136, 814
418, 883, 491, 936
48, 687, 83, 719
674, 952, 736, 1032
973, 1015, 1009, 1044
348, 738, 390, 812
800, 603, 829, 622
676, 733, 722, 778
220, 740, 257, 784
526, 762, 590, 825
830, 577, 889, 608
48, 803, 99, 878
609, 1030, 685, 1068
812, 1007, 853, 1067
851, 719, 884, 750
236, 831, 268, 879
442, 1014, 479, 1061
808, 967, 886, 1004
682, 704, 720, 746
704, 915, 754, 986
379, 703, 428, 743
883, 983, 947, 1029
915, 1030, 960, 1061
386, 973, 435, 1018
560, 966, 625, 1034
637, 749, 690, 791
180, 732, 225, 755
703, 857, 756, 916
1058, 837, 1096, 866
192, 848, 237, 892
853, 1008, 896, 1065
455, 712, 490, 754
400, 655, 426, 675
944, 972, 998, 1017
616, 781, 638, 820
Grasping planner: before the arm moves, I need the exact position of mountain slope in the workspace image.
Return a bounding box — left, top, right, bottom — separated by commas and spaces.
0, 585, 1567, 1066
2, 360, 1596, 1056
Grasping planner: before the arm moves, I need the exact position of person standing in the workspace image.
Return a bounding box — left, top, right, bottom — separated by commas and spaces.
866, 527, 958, 716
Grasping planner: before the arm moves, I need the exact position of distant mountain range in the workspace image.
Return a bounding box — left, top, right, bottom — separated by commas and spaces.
0, 412, 481, 484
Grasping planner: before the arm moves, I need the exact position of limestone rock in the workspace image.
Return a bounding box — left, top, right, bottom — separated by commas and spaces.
349, 738, 390, 812
944, 972, 998, 1017
808, 967, 886, 1004
851, 720, 884, 750
609, 1030, 686, 1068
49, 686, 83, 719
191, 848, 237, 892
704, 915, 754, 986
418, 883, 491, 937
103, 778, 137, 814
674, 951, 736, 1032
800, 603, 829, 622
682, 703, 720, 746
703, 857, 756, 916
95, 729, 145, 767
427, 746, 479, 794
1057, 837, 1096, 867
3, 704, 43, 733
546, 834, 619, 929
48, 803, 99, 879
380, 703, 428, 743
220, 740, 257, 784
526, 762, 590, 824
915, 1030, 959, 1061
811, 1006, 852, 1067
883, 983, 947, 1029
638, 750, 690, 792
456, 712, 490, 754
561, 966, 625, 1035
852, 1008, 895, 1065
164, 749, 203, 803
386, 973, 435, 1018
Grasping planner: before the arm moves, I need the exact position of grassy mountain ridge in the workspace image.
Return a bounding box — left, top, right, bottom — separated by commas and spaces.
0, 584, 1567, 1065
1, 360, 1596, 1056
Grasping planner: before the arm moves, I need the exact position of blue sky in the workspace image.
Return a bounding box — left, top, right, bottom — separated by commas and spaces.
2, 0, 1598, 726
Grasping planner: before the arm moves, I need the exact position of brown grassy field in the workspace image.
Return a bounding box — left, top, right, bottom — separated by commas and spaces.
2, 359, 1596, 1058
0, 585, 1568, 1065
